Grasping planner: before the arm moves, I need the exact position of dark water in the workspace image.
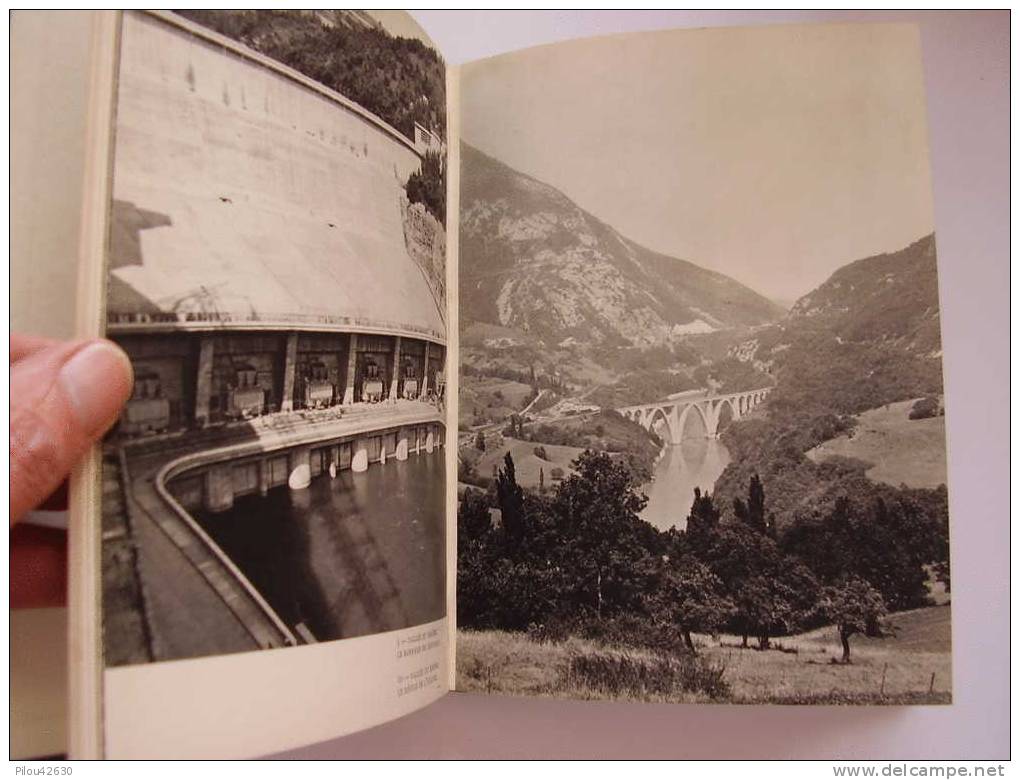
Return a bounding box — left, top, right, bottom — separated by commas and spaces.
639, 438, 731, 532
190, 450, 446, 643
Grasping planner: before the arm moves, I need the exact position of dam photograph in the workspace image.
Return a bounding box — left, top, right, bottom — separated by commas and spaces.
100, 10, 449, 666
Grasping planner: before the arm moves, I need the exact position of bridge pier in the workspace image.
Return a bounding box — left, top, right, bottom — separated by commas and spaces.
280, 333, 299, 413
205, 464, 234, 513
397, 426, 415, 461
420, 343, 430, 399
389, 336, 402, 401
193, 337, 216, 429
351, 438, 370, 472
342, 334, 358, 405
288, 445, 311, 490
259, 459, 271, 496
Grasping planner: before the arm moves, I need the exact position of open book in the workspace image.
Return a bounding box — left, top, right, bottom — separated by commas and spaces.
69, 11, 952, 758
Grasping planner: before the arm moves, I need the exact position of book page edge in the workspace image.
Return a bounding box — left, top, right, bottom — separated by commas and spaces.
67, 9, 120, 761
444, 62, 461, 692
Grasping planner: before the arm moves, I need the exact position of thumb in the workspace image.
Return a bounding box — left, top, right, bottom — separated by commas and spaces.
10, 339, 133, 523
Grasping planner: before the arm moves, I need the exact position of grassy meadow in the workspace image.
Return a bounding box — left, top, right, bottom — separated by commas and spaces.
457, 605, 951, 705
806, 398, 947, 489
472, 437, 585, 489
459, 375, 536, 428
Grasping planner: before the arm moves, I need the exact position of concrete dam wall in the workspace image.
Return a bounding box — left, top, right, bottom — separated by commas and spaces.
108, 11, 445, 342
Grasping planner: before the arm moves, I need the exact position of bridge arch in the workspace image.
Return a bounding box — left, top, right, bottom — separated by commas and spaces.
713, 397, 738, 434
646, 405, 675, 443
617, 387, 771, 443
676, 401, 711, 441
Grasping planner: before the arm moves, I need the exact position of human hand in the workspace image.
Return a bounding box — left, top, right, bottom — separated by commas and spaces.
10, 334, 133, 606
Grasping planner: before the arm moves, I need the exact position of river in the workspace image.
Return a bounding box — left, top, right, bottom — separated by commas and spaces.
639, 438, 731, 531
188, 449, 446, 644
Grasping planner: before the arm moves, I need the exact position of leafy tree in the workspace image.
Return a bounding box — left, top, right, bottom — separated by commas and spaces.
684, 487, 721, 557
733, 576, 792, 650
495, 452, 526, 548
733, 473, 773, 536
933, 558, 951, 594
819, 576, 887, 663
458, 450, 478, 483
551, 451, 653, 618
456, 489, 495, 628
458, 488, 492, 546
780, 493, 945, 611
406, 149, 446, 224
649, 557, 733, 654
539, 467, 545, 494
475, 431, 486, 451
503, 413, 525, 439
693, 518, 819, 648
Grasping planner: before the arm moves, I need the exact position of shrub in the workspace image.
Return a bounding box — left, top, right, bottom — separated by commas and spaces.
564, 648, 728, 699
406, 149, 446, 224
575, 613, 679, 654
533, 445, 549, 461
550, 467, 565, 481
526, 618, 574, 645
909, 396, 940, 420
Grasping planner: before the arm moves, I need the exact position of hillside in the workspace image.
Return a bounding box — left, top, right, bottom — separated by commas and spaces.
789, 234, 942, 355
741, 234, 944, 420
176, 10, 446, 141
459, 143, 784, 354
715, 233, 948, 526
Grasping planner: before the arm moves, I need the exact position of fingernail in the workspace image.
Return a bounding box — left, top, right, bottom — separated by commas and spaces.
59, 341, 134, 435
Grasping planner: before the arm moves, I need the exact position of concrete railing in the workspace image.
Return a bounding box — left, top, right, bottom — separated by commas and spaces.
107, 311, 447, 346
153, 461, 299, 650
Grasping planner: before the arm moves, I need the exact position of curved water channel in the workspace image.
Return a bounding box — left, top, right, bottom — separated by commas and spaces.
185, 449, 446, 644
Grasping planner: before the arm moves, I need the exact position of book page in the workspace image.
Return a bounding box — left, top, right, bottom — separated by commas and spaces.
455, 23, 950, 705
73, 10, 451, 757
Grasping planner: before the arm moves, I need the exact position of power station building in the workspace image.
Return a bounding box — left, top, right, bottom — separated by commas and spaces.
107, 11, 447, 442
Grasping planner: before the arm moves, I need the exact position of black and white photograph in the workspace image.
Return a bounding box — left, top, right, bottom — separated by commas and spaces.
101, 10, 449, 666
455, 22, 952, 705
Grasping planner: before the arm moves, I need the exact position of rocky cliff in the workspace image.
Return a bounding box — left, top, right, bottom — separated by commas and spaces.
459, 143, 784, 350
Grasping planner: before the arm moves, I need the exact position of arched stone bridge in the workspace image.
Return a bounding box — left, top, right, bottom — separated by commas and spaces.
617, 387, 772, 444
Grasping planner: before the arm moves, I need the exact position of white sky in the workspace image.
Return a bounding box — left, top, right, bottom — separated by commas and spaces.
461, 22, 936, 303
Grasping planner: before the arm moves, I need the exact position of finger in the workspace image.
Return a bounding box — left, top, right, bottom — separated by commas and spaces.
10, 333, 59, 364
10, 339, 134, 523
10, 523, 68, 608
36, 481, 69, 512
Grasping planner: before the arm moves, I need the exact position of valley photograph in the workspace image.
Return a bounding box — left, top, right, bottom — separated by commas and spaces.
455, 23, 950, 704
